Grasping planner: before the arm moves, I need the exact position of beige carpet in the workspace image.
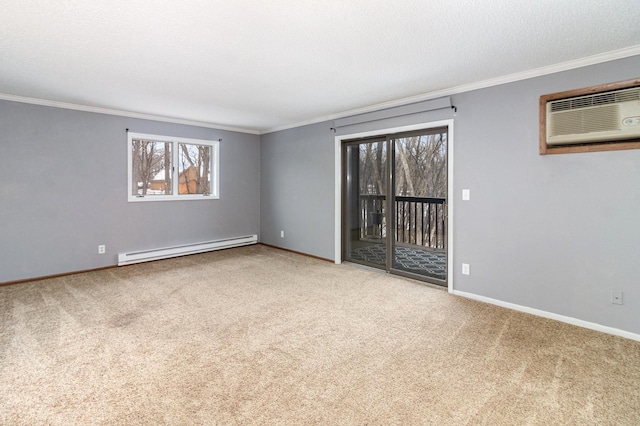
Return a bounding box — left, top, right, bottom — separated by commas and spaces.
1, 245, 639, 425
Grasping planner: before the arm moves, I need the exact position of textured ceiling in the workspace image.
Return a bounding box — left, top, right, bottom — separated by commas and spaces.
1, 1, 639, 133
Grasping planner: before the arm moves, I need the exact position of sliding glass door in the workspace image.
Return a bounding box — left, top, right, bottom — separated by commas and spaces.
344, 137, 388, 268
390, 130, 448, 282
343, 127, 448, 285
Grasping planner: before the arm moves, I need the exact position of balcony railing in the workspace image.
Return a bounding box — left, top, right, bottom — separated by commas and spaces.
360, 194, 446, 250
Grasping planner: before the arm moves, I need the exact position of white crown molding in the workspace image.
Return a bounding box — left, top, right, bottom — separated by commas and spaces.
0, 93, 261, 135
453, 290, 640, 342
262, 44, 640, 134
1, 45, 638, 136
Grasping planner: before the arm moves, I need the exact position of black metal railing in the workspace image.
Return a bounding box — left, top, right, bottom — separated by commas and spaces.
360, 194, 446, 250
396, 196, 446, 249
361, 194, 386, 240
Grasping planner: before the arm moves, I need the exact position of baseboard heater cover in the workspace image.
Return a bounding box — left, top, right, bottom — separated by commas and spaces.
117, 235, 258, 266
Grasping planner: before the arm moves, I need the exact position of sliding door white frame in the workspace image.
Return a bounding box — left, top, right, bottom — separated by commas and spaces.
334, 119, 455, 293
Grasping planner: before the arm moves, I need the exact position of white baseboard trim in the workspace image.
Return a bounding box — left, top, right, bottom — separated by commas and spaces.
452, 290, 640, 343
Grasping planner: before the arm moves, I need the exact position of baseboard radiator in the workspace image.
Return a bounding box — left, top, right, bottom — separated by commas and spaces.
117, 234, 258, 266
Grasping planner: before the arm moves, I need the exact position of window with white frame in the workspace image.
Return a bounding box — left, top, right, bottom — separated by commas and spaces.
127, 132, 219, 201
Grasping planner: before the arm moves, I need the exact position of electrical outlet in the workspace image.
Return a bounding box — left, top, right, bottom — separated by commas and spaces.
462, 263, 470, 275
280, 230, 284, 238
611, 290, 623, 305
98, 245, 106, 254
462, 189, 470, 201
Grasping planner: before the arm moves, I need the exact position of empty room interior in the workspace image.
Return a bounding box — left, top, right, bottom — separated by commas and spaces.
1, 1, 640, 424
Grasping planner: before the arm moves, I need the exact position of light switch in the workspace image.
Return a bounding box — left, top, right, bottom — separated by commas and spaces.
462, 263, 470, 275
462, 189, 470, 201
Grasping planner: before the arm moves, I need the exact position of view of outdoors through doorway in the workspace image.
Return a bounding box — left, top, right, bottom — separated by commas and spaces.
343, 127, 448, 285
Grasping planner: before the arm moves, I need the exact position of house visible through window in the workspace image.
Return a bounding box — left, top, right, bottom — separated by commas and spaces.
127, 132, 219, 201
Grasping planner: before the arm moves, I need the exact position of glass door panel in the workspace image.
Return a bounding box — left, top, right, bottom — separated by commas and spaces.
391, 129, 448, 283
343, 127, 448, 286
344, 139, 387, 268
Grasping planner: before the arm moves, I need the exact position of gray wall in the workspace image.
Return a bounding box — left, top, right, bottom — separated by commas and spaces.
260, 122, 335, 259
260, 55, 640, 335
0, 101, 260, 282
453, 56, 640, 335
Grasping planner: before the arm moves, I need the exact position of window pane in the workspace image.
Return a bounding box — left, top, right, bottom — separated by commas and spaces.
131, 139, 172, 196
178, 143, 211, 195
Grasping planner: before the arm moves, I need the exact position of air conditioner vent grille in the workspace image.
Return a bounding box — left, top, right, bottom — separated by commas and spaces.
550, 87, 640, 112
550, 105, 619, 136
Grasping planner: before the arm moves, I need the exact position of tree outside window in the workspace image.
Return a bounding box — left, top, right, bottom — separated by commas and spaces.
128, 133, 219, 202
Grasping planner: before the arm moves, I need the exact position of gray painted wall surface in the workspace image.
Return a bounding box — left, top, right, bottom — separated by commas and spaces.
0, 101, 260, 282
453, 56, 640, 335
260, 55, 640, 335
260, 122, 334, 260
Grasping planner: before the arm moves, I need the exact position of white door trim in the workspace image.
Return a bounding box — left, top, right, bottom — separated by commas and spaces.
334, 119, 455, 293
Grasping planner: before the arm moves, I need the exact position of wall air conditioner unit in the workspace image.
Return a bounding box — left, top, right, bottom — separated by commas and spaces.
546, 86, 640, 146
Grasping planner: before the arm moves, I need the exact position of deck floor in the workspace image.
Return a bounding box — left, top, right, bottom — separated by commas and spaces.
349, 243, 446, 282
